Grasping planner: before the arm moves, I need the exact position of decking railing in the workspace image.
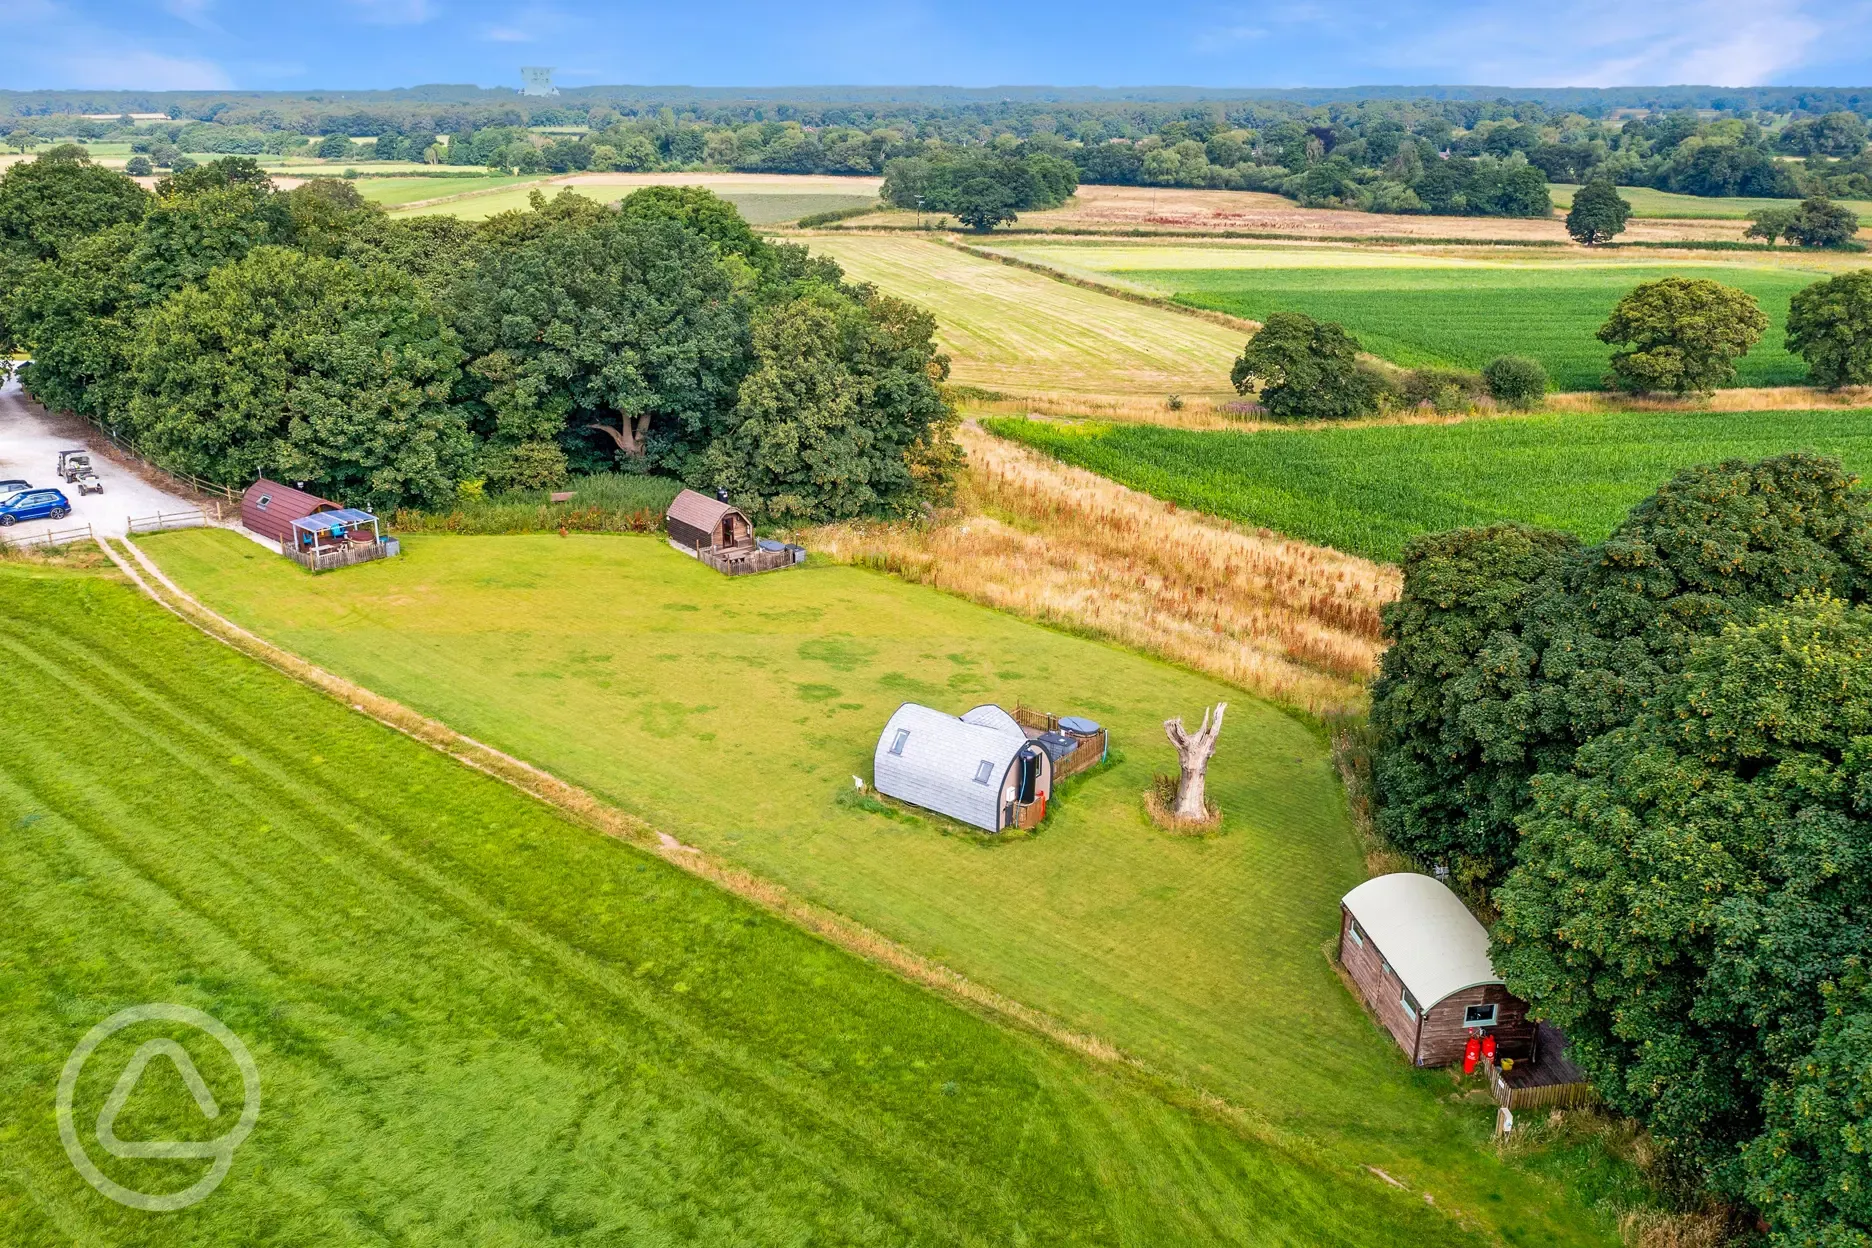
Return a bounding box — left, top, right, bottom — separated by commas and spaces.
0, 523, 96, 551
698, 545, 802, 576
127, 508, 208, 535
1013, 704, 1110, 780
286, 541, 391, 574
1484, 1059, 1598, 1111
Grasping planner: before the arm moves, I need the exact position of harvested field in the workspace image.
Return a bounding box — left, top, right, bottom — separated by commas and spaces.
395, 171, 881, 223
807, 234, 1245, 396
840, 183, 1755, 244
808, 422, 1396, 716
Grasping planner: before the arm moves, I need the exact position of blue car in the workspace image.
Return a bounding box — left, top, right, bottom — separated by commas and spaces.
0, 487, 73, 526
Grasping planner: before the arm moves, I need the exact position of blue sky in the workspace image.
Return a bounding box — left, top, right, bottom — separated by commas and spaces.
8, 0, 1872, 93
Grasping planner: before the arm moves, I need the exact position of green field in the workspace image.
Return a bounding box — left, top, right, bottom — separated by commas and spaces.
138, 529, 1631, 1243
1549, 182, 1872, 221
1122, 262, 1816, 390
987, 408, 1872, 561
0, 558, 1483, 1245
354, 174, 546, 207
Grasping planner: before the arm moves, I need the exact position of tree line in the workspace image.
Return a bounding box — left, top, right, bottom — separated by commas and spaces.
0, 150, 958, 521
9, 94, 1871, 224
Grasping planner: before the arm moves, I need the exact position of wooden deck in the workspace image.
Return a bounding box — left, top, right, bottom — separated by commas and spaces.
286, 541, 393, 574
1012, 704, 1109, 780
1486, 1022, 1598, 1110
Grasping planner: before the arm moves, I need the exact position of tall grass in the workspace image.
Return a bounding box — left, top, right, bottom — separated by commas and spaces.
392, 471, 682, 535
807, 422, 1396, 717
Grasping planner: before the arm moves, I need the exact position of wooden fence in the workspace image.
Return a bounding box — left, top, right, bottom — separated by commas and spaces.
1, 523, 95, 551
285, 541, 392, 574
1485, 1059, 1599, 1112
127, 508, 209, 536
698, 545, 802, 576
1012, 704, 1110, 780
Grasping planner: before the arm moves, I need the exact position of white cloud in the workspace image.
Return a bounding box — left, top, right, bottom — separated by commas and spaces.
1391, 0, 1828, 86
484, 25, 534, 42
161, 0, 218, 30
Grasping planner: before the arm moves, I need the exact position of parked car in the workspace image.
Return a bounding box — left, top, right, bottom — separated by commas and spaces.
0, 479, 31, 496
0, 487, 73, 526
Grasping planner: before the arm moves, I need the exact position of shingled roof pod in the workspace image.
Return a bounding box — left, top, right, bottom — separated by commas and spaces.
665, 488, 803, 576
872, 703, 1053, 832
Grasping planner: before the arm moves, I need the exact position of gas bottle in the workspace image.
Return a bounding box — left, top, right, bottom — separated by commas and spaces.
1481, 1032, 1498, 1064
1462, 1034, 1481, 1075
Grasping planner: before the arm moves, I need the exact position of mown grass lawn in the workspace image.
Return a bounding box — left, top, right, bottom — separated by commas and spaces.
987, 408, 1872, 562
355, 174, 546, 207
1122, 262, 1814, 390
0, 559, 1476, 1246
142, 529, 1632, 1245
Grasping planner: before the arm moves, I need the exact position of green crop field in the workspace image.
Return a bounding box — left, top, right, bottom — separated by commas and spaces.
0, 558, 1481, 1246
987, 408, 1872, 562
1120, 262, 1816, 390
135, 529, 1634, 1244
355, 174, 546, 207
1549, 182, 1872, 221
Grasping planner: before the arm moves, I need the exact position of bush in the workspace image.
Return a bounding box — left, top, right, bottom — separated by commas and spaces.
481, 440, 569, 492
1482, 355, 1549, 407
1399, 367, 1487, 412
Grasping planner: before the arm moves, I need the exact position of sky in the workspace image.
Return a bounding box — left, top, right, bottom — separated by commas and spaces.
7, 0, 1872, 93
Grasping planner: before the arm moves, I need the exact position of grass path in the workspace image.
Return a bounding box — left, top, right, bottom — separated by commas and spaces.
987, 407, 1872, 562
1548, 182, 1872, 221
0, 557, 1473, 1246
143, 528, 1630, 1245
806, 234, 1246, 397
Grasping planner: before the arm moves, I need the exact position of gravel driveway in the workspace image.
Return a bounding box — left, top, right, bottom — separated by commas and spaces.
0, 377, 201, 541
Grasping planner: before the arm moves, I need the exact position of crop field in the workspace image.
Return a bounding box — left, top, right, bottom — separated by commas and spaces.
807, 234, 1245, 395
138, 528, 1633, 1244
0, 558, 1481, 1246
1550, 182, 1872, 221
354, 173, 546, 207
393, 172, 880, 225
1081, 255, 1818, 390
988, 407, 1872, 561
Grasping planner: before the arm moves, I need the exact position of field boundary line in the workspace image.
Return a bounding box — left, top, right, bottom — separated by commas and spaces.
934, 235, 1263, 336
95, 533, 1354, 1176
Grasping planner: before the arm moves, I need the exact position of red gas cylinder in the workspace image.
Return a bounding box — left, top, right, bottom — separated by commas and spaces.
1481, 1032, 1498, 1064
1462, 1035, 1481, 1075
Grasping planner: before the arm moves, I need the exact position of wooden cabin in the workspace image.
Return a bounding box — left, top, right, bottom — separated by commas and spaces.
1338, 873, 1536, 1068
241, 479, 338, 545
665, 488, 804, 576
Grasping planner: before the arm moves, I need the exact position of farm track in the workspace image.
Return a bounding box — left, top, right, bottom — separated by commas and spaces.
94, 533, 1320, 1158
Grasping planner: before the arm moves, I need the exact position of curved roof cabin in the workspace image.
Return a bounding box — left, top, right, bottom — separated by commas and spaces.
242, 479, 339, 546
666, 489, 751, 555
873, 703, 1053, 832
1338, 873, 1536, 1067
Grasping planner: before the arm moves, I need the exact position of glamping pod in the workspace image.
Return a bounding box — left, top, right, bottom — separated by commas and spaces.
241, 478, 339, 545
873, 703, 1053, 832
1338, 873, 1537, 1067
665, 488, 804, 575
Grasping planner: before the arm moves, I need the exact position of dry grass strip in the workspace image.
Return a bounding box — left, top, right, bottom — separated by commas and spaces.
94, 533, 1327, 1164
807, 423, 1397, 718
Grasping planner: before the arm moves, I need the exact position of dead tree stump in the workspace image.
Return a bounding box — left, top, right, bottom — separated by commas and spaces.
1163, 703, 1227, 820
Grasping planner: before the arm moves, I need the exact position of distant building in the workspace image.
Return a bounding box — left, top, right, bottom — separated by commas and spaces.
520, 67, 558, 97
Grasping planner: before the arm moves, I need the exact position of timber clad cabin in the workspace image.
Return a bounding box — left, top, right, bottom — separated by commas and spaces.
872, 703, 1108, 832
665, 488, 803, 576
1339, 873, 1536, 1068
240, 478, 397, 574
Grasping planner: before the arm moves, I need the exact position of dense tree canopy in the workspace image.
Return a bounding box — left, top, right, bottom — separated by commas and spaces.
1229, 312, 1385, 421
1783, 195, 1863, 247
0, 152, 957, 520
1598, 277, 1768, 393
882, 150, 1077, 230
1787, 270, 1872, 388
0, 147, 150, 261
